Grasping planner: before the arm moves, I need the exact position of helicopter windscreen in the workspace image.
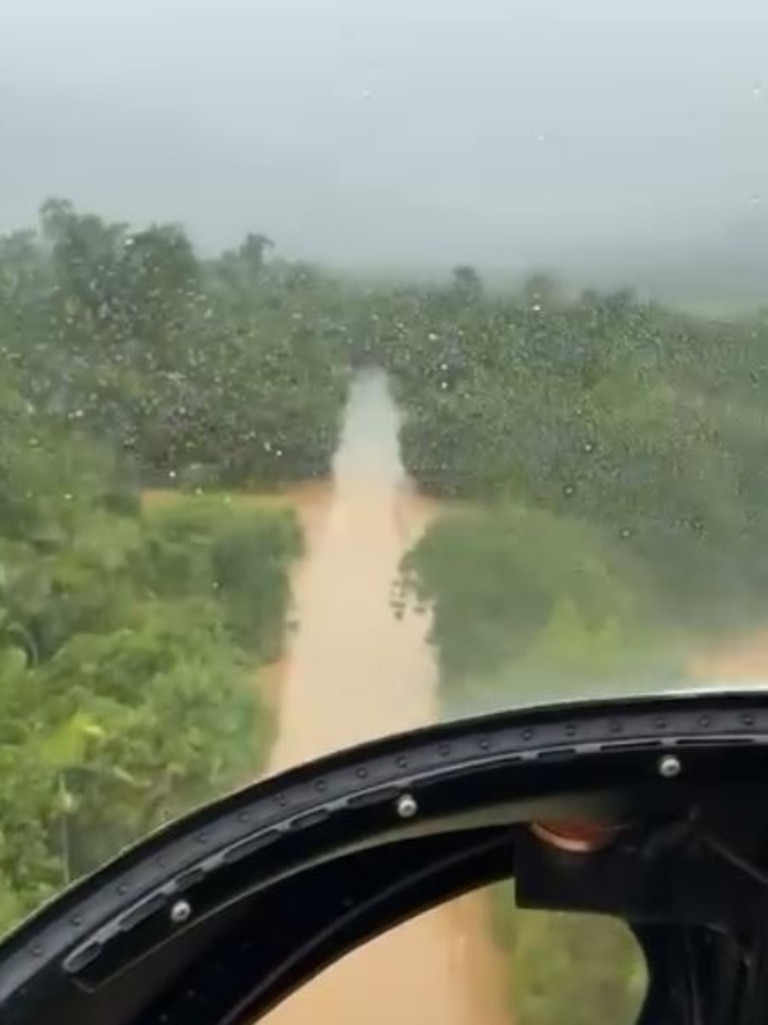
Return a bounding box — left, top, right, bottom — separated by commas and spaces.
1, 1, 768, 1023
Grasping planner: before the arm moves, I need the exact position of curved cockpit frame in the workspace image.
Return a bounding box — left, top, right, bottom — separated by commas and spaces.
3, 690, 768, 1025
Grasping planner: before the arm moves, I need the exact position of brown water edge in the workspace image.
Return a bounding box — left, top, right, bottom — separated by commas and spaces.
142, 480, 334, 718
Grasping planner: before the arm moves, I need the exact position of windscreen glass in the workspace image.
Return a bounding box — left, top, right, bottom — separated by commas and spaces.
0, 1, 765, 1020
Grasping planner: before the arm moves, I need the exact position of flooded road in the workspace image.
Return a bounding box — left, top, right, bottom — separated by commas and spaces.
263, 369, 511, 1025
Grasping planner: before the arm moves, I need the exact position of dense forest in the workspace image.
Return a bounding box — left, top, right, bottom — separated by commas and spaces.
1, 198, 350, 487
4, 199, 768, 1019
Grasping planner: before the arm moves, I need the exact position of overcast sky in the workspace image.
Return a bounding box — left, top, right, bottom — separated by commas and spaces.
1, 0, 767, 275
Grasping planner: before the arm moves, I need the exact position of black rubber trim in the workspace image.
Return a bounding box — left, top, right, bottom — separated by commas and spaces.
2, 690, 768, 1025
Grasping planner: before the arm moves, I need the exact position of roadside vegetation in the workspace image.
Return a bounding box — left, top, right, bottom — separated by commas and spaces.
0, 202, 314, 933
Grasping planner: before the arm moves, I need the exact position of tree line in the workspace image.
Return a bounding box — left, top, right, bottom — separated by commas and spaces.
0, 199, 350, 488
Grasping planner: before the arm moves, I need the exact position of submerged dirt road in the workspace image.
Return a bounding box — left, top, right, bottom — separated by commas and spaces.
263, 370, 511, 1025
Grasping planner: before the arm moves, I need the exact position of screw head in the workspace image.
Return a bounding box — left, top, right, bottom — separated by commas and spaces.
658, 754, 682, 779
170, 899, 192, 924
396, 793, 418, 819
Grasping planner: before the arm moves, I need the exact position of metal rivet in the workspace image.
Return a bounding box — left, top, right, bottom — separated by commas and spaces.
658, 754, 682, 779
396, 793, 418, 819
170, 899, 192, 925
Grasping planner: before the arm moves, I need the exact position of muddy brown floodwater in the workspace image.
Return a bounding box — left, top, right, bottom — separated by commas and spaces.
689, 627, 768, 683
261, 369, 512, 1025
